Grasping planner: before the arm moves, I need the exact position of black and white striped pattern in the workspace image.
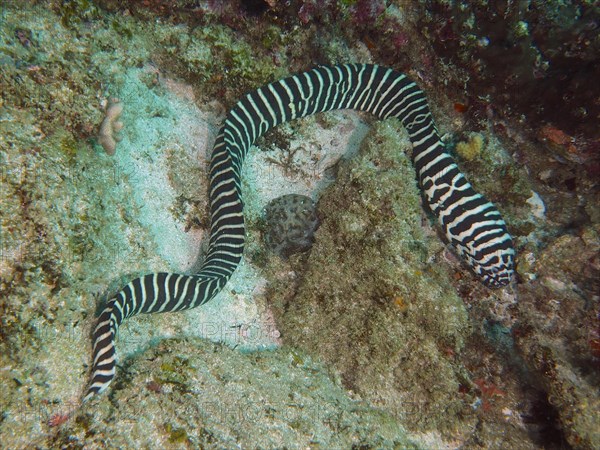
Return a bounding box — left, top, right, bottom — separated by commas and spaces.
84, 64, 514, 402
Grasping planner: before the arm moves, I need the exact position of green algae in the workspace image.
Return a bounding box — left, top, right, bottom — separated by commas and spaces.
165, 423, 189, 444
54, 0, 101, 29
160, 22, 288, 102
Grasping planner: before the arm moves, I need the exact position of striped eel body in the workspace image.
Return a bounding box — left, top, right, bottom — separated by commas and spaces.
85, 64, 514, 402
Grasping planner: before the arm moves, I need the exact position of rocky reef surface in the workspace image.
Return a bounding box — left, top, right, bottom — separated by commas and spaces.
1, 1, 598, 448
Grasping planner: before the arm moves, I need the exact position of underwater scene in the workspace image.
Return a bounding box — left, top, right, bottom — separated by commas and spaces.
0, 1, 598, 448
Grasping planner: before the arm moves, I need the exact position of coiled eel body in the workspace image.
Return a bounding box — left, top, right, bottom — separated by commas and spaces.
84, 64, 514, 402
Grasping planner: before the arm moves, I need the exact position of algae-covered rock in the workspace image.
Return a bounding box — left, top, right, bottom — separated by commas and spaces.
513, 225, 600, 449
54, 338, 418, 449
267, 121, 475, 433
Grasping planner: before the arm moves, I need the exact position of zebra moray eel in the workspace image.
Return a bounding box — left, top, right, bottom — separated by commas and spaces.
84, 64, 514, 402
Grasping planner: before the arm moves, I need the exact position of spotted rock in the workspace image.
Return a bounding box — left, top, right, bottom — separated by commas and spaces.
263, 194, 319, 258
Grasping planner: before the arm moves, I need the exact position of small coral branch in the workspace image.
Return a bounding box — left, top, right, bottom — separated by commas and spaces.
98, 98, 124, 155
47, 411, 71, 427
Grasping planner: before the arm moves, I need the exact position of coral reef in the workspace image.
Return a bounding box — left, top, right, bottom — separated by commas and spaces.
512, 227, 600, 448
262, 194, 319, 259
0, 0, 598, 448
418, 0, 600, 138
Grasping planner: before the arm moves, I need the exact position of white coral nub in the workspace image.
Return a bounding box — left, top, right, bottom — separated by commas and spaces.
98, 98, 124, 155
